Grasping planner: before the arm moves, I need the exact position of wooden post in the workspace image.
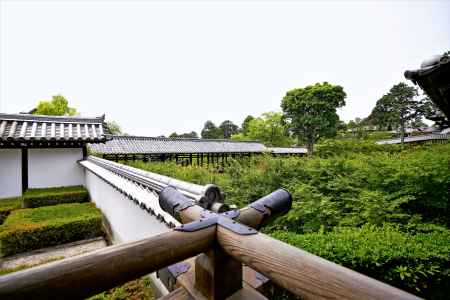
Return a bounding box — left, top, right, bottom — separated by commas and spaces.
195, 247, 242, 300
21, 148, 28, 194
189, 153, 193, 166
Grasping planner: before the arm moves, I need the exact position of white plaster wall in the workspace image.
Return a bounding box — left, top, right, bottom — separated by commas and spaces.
28, 148, 84, 188
0, 149, 22, 198
85, 170, 170, 244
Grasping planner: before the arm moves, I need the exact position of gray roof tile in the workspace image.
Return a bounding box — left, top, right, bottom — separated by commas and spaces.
0, 113, 108, 145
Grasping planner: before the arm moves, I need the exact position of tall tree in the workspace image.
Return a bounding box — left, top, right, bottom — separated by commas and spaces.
219, 120, 239, 139
201, 121, 222, 139
232, 112, 293, 147
281, 82, 346, 155
241, 115, 254, 135
33, 95, 77, 116
369, 83, 431, 144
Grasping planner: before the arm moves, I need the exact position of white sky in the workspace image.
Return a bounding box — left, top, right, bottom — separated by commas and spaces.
1, 1, 449, 136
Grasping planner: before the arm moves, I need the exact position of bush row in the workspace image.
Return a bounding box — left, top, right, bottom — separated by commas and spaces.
0, 198, 22, 224
0, 203, 104, 257
22, 185, 89, 208
272, 225, 450, 299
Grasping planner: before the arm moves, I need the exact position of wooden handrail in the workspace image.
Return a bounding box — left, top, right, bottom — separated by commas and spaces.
0, 186, 423, 300
0, 227, 215, 300
217, 226, 421, 300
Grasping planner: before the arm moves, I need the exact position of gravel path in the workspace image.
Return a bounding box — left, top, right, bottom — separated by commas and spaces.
0, 237, 107, 270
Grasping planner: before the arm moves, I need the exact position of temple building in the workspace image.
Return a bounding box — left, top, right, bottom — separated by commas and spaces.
0, 113, 108, 198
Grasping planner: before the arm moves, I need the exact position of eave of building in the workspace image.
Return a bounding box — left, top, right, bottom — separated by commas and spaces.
0, 113, 109, 147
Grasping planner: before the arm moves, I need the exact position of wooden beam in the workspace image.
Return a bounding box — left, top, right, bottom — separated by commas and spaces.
0, 227, 216, 300
216, 227, 421, 300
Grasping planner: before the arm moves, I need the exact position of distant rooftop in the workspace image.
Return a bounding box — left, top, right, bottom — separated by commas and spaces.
89, 135, 267, 154
0, 113, 108, 147
89, 135, 308, 155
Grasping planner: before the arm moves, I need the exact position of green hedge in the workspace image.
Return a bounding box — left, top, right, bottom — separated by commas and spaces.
0, 198, 22, 225
0, 203, 104, 257
22, 186, 89, 208
272, 225, 450, 299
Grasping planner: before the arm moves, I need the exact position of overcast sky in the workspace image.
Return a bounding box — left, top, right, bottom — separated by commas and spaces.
1, 1, 449, 136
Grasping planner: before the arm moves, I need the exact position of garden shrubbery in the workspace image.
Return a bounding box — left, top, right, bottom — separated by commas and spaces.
127, 142, 450, 297
0, 198, 22, 224
22, 185, 89, 208
0, 203, 103, 256
272, 225, 450, 299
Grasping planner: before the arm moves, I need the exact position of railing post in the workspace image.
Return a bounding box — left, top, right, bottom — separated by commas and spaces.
195, 247, 242, 300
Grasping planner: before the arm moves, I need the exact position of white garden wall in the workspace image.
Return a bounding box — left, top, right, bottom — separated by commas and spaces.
0, 149, 22, 198
85, 169, 170, 244
28, 148, 84, 188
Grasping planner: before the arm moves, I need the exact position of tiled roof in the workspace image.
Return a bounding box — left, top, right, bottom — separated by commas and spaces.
0, 113, 108, 146
404, 53, 450, 125
268, 147, 308, 154
376, 134, 449, 145
89, 135, 268, 154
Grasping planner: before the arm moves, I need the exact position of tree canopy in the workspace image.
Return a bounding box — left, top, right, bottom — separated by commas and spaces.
368, 82, 432, 143
169, 131, 199, 138
232, 112, 292, 146
281, 82, 346, 154
201, 121, 222, 139
219, 120, 239, 139
106, 121, 122, 135
241, 115, 254, 135
33, 95, 77, 116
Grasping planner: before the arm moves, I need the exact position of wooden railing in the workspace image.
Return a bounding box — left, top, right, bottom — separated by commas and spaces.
0, 186, 421, 300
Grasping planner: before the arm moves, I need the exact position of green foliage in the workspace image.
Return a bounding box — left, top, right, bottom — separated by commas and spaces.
219, 120, 239, 139
201, 120, 223, 139
130, 143, 450, 230
125, 161, 227, 187
241, 115, 254, 135
315, 139, 402, 157
169, 131, 198, 138
232, 112, 293, 147
34, 95, 77, 116
106, 121, 122, 135
88, 276, 154, 300
0, 203, 103, 257
281, 82, 347, 154
129, 143, 450, 296
272, 225, 450, 299
368, 83, 432, 140
0, 198, 22, 224
22, 186, 89, 208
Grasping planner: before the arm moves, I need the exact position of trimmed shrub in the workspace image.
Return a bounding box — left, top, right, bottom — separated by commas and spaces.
272, 225, 450, 299
0, 197, 22, 224
0, 203, 104, 257
22, 186, 89, 208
